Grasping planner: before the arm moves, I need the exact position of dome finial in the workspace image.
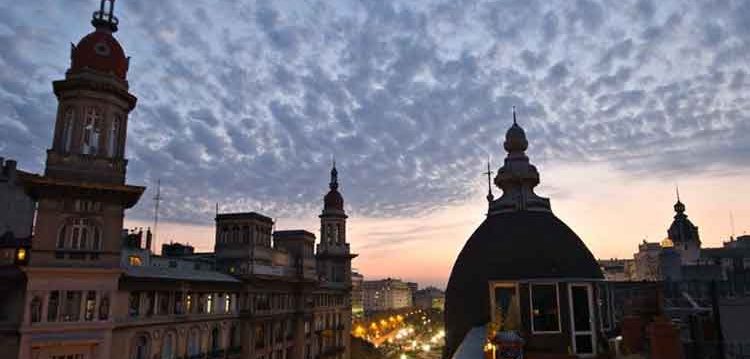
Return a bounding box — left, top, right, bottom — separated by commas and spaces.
329, 157, 338, 190
512, 105, 517, 125
91, 0, 119, 33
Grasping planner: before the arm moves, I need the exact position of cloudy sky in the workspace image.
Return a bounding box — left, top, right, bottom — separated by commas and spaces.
2, 0, 750, 287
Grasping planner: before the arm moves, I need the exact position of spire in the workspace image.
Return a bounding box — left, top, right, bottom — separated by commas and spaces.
484, 158, 494, 203
674, 185, 685, 214
490, 108, 550, 214
91, 0, 119, 33
329, 158, 339, 191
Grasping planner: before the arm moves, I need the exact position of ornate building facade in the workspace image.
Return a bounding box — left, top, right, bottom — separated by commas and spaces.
0, 1, 355, 359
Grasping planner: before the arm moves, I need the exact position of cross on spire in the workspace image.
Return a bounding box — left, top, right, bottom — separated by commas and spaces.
484, 158, 494, 203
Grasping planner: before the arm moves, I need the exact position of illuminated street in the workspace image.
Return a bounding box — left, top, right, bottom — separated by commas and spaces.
353, 308, 444, 359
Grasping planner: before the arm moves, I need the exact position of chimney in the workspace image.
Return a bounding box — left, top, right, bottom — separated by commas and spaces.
146, 228, 153, 251
6, 160, 17, 182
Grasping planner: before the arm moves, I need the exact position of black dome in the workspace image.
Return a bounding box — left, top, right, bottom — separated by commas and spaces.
324, 189, 344, 211
444, 211, 603, 356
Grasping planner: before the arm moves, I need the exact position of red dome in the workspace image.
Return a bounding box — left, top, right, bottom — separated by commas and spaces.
71, 30, 128, 80
324, 190, 344, 211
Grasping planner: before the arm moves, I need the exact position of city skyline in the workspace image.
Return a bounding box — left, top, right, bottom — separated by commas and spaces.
2, 0, 750, 289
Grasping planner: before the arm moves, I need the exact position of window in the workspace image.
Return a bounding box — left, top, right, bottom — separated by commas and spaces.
175, 294, 184, 315
58, 219, 101, 251
186, 293, 193, 313
161, 332, 175, 359
230, 324, 240, 348
129, 292, 140, 317
188, 329, 201, 356
158, 292, 170, 315
255, 325, 265, 349
98, 294, 109, 320
129, 255, 143, 266
82, 107, 102, 155
30, 296, 42, 323
62, 291, 82, 321
530, 284, 560, 333
62, 108, 74, 152
211, 327, 221, 351
84, 291, 97, 321
133, 334, 149, 359
224, 293, 232, 313
108, 116, 120, 157
490, 283, 520, 330
47, 291, 59, 322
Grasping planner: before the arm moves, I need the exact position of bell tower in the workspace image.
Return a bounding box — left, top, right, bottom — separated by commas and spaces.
24, 0, 143, 268
316, 162, 356, 284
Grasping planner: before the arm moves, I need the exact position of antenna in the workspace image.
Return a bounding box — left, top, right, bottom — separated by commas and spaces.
152, 179, 162, 252
730, 211, 736, 239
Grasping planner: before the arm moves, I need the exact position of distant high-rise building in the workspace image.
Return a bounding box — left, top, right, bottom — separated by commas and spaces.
351, 272, 364, 317
414, 287, 445, 310
363, 278, 413, 311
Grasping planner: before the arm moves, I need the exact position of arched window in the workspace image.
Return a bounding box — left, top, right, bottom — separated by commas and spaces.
93, 227, 101, 250
232, 226, 240, 243
57, 225, 67, 249
161, 332, 175, 359
82, 107, 102, 155
210, 327, 221, 351
133, 334, 149, 359
62, 108, 75, 152
230, 324, 240, 348
30, 296, 42, 323
242, 226, 250, 244
108, 116, 120, 157
59, 219, 101, 251
187, 328, 200, 356
98, 294, 109, 320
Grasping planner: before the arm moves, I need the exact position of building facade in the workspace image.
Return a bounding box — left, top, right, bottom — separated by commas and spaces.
0, 2, 355, 359
362, 278, 413, 312
350, 272, 364, 318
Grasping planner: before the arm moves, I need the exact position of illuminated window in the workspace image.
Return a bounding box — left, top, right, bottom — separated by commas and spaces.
129, 255, 143, 266
16, 248, 27, 262
530, 284, 560, 333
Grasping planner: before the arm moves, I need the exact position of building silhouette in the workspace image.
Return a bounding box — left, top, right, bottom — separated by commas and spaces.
445, 112, 604, 358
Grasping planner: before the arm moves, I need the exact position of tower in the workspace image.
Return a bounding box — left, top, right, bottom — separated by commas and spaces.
23, 0, 143, 267
667, 189, 701, 265
316, 162, 356, 284
14, 2, 144, 359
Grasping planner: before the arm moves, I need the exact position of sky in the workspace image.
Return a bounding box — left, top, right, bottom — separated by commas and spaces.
1, 0, 750, 288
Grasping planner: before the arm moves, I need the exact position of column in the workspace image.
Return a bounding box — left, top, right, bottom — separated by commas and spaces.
41, 291, 50, 323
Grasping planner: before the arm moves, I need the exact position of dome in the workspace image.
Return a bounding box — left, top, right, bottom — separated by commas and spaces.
444, 211, 603, 356
503, 122, 528, 152
324, 189, 344, 211
71, 29, 128, 80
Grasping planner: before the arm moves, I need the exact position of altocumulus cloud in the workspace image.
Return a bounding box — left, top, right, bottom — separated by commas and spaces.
1, 0, 749, 225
